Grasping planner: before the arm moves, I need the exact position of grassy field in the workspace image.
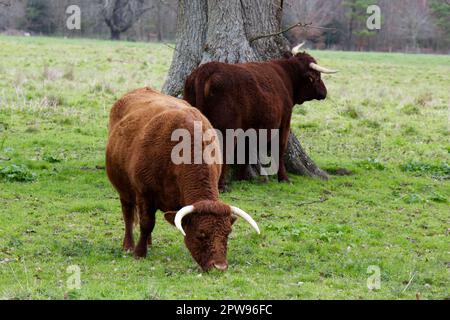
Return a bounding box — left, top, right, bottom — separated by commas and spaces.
0, 36, 448, 300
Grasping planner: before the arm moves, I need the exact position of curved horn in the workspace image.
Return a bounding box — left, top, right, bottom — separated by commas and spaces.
174, 205, 195, 236
309, 62, 338, 74
291, 42, 306, 55
231, 206, 261, 235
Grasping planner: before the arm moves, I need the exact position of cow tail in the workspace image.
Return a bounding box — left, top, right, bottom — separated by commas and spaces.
197, 67, 217, 110
184, 73, 197, 107
185, 67, 215, 110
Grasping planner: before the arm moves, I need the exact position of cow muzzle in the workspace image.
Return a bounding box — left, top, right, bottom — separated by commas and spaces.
203, 259, 228, 272
213, 262, 228, 271
316, 88, 327, 100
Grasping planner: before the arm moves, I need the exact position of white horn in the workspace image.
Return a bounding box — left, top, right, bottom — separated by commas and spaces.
291, 42, 306, 55
309, 62, 338, 74
174, 205, 195, 236
231, 206, 261, 235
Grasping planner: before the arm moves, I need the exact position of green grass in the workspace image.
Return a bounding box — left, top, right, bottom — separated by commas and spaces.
0, 36, 449, 300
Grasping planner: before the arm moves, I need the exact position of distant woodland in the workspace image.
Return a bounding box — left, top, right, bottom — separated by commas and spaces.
1, 0, 449, 53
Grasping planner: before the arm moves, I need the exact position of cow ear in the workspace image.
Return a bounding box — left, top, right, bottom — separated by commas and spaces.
164, 211, 177, 226
231, 215, 237, 225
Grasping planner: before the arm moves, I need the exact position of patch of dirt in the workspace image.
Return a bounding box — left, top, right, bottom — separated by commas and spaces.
326, 168, 354, 176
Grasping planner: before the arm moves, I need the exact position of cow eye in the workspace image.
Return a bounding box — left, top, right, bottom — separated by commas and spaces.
309, 76, 314, 83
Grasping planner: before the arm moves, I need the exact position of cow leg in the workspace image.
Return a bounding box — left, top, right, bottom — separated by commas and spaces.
278, 122, 291, 182
236, 139, 253, 181
134, 198, 156, 259
121, 198, 135, 252
219, 164, 228, 192
219, 133, 229, 192
237, 164, 252, 181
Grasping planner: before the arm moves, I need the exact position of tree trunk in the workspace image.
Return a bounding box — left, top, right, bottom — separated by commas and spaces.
285, 132, 328, 179
162, 0, 329, 180
162, 0, 208, 97
111, 29, 121, 40
155, 1, 164, 42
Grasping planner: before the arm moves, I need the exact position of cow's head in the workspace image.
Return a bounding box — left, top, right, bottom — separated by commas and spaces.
288, 42, 338, 104
165, 200, 260, 272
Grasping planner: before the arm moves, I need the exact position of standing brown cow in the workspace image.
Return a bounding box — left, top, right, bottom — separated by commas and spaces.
106, 87, 260, 271
184, 43, 337, 190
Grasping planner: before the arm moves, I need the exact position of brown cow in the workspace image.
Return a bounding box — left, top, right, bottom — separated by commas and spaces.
106, 87, 260, 272
184, 43, 337, 190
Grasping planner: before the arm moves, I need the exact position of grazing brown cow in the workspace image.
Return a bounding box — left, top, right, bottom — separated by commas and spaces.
106, 87, 260, 272
184, 43, 337, 190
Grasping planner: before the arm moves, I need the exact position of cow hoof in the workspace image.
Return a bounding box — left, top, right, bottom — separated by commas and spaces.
133, 248, 148, 259
123, 242, 135, 253
134, 254, 147, 260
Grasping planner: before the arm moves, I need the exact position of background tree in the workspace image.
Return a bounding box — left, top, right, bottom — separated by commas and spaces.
430, 0, 450, 49
1, 0, 447, 52
163, 0, 329, 180
343, 0, 378, 50
23, 0, 55, 34
0, 1, 26, 32
322, 19, 345, 48
283, 0, 343, 49
397, 0, 434, 51
98, 0, 155, 40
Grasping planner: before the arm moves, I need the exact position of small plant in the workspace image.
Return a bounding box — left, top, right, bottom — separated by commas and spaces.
429, 192, 447, 203
297, 108, 307, 116
402, 193, 426, 204
341, 106, 362, 119
357, 157, 386, 171
361, 119, 381, 129
43, 154, 62, 163
0, 122, 9, 132
298, 122, 319, 130
46, 94, 65, 107
65, 290, 82, 300
401, 103, 421, 115
0, 164, 36, 182
402, 126, 419, 136
401, 161, 450, 179
415, 93, 433, 107
63, 66, 75, 81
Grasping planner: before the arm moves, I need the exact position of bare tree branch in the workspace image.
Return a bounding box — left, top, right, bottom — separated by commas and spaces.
98, 0, 156, 40
250, 21, 337, 43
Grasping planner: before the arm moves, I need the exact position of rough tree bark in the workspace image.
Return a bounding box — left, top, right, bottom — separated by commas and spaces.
163, 0, 328, 180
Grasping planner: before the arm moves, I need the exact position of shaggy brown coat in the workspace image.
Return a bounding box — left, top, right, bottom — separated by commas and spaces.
184, 52, 329, 189
106, 87, 235, 271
